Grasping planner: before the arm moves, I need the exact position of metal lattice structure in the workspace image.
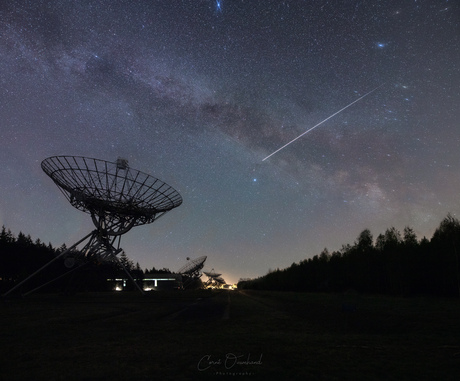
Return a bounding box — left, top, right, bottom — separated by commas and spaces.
203, 269, 225, 288
177, 256, 207, 277
4, 156, 182, 296
177, 256, 207, 288
203, 269, 222, 278
41, 156, 182, 235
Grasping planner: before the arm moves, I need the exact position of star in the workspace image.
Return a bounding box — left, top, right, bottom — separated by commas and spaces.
215, 0, 222, 13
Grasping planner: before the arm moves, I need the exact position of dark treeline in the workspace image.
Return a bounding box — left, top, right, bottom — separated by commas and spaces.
0, 226, 171, 294
238, 214, 460, 297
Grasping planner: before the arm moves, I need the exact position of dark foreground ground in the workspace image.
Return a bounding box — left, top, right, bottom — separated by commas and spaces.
1, 289, 459, 380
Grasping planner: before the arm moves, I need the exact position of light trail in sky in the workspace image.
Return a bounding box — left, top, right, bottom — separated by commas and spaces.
262, 83, 385, 161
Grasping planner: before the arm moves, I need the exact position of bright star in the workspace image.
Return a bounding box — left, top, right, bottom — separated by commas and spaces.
216, 0, 222, 13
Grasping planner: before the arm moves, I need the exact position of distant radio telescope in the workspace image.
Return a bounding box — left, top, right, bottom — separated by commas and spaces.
203, 268, 225, 288
203, 269, 222, 278
177, 256, 207, 288
177, 256, 207, 277
4, 156, 182, 296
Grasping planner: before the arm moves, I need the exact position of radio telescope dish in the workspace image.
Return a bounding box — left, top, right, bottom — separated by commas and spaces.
203, 268, 226, 288
3, 155, 182, 297
41, 155, 182, 235
203, 269, 222, 278
177, 256, 207, 276
177, 256, 207, 289
215, 276, 226, 285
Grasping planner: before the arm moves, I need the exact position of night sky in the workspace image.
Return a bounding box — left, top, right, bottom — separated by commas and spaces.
1, 1, 459, 284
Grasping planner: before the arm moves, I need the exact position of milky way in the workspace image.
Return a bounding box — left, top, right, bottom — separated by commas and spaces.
0, 1, 459, 283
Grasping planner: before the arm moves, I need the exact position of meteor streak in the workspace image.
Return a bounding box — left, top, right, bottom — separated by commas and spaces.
262, 84, 385, 161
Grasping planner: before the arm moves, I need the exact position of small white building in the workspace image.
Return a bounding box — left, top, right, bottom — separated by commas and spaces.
108, 273, 183, 291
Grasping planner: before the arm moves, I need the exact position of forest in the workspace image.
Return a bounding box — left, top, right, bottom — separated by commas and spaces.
2, 214, 460, 297
0, 227, 171, 294
238, 214, 460, 297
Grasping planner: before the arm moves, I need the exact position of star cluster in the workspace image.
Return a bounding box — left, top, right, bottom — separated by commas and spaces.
0, 0, 459, 283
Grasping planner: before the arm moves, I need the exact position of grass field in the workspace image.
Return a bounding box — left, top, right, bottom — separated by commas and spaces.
1, 290, 459, 380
